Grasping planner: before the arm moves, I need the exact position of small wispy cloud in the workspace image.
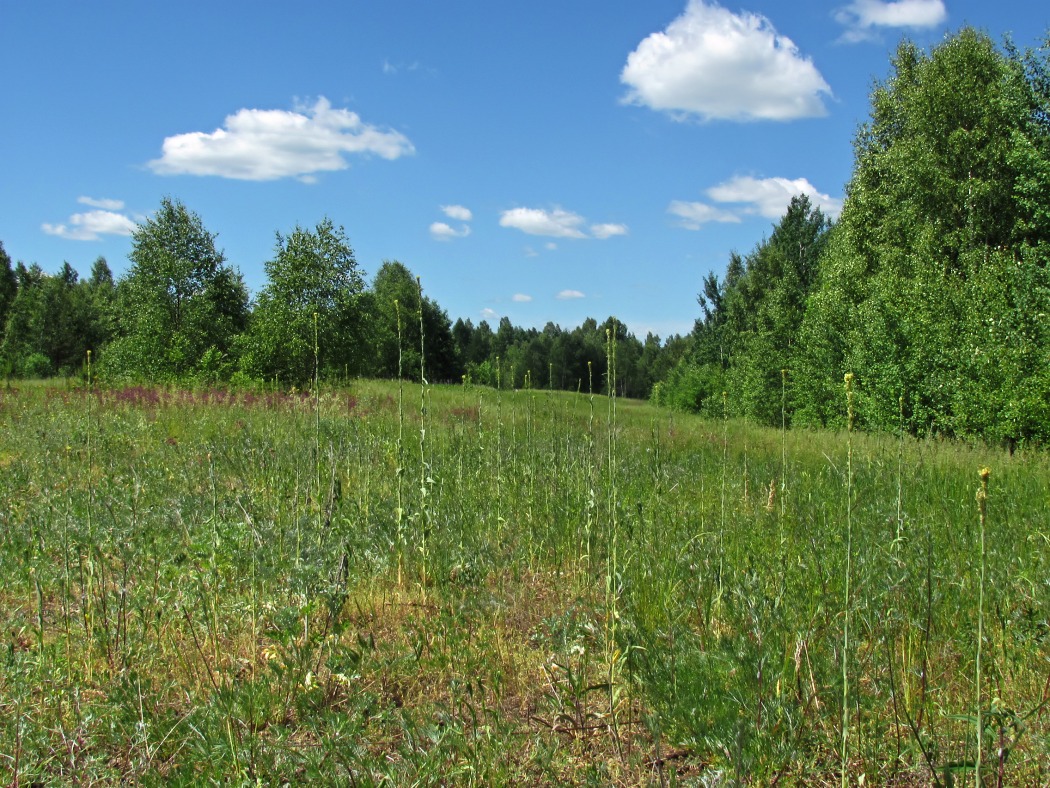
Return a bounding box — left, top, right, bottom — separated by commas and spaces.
148, 97, 414, 182
500, 207, 627, 241
429, 222, 471, 241
382, 59, 422, 75
590, 223, 628, 239
441, 204, 473, 222
42, 198, 138, 240
668, 201, 742, 230
556, 289, 585, 300
430, 204, 473, 240
835, 0, 947, 43
77, 196, 125, 211
512, 293, 533, 303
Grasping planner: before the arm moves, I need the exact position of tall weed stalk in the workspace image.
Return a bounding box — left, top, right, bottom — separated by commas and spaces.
395, 299, 405, 586
417, 277, 431, 594
604, 328, 624, 760
975, 466, 990, 786
842, 372, 856, 786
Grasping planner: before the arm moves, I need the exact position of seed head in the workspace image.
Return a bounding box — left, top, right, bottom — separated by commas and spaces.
844, 373, 856, 432
976, 467, 990, 512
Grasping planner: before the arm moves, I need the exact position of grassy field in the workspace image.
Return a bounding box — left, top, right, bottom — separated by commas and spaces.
1, 378, 1048, 785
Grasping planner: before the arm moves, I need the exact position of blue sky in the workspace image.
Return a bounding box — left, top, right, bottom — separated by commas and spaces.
2, 1, 1046, 340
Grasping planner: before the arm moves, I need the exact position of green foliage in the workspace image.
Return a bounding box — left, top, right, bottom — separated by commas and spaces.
242, 218, 365, 385
20, 351, 52, 378
1, 26, 1047, 447
104, 197, 248, 382
365, 260, 460, 382
0, 242, 16, 334
663, 29, 1050, 448
662, 196, 830, 421
0, 260, 110, 378
84, 257, 117, 352
0, 262, 46, 375
796, 30, 1050, 444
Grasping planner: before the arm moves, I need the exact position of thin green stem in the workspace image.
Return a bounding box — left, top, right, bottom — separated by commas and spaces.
897, 395, 905, 549
842, 372, 855, 787
976, 467, 990, 788
313, 312, 321, 541
417, 277, 429, 594
395, 299, 405, 587
605, 327, 623, 761
781, 368, 787, 525
719, 389, 727, 606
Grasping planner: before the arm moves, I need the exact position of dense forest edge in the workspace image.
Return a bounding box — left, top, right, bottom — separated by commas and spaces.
2, 28, 1048, 447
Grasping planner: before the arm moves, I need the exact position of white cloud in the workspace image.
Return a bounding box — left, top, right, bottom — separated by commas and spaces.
430, 221, 471, 241
500, 207, 587, 239
835, 0, 946, 42
668, 200, 742, 230
480, 307, 500, 321
382, 59, 421, 75
556, 289, 585, 300
621, 0, 831, 121
512, 293, 533, 303
590, 223, 628, 239
707, 175, 842, 219
500, 207, 626, 240
441, 204, 473, 222
77, 196, 124, 211
148, 97, 414, 182
42, 208, 137, 240
430, 205, 472, 240
670, 175, 843, 229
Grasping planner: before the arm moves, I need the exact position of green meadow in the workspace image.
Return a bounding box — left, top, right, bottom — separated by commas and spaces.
1, 379, 1048, 785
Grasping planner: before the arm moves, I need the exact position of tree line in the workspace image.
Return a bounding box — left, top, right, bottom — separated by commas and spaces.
3, 28, 1047, 445
0, 203, 685, 398
657, 28, 1050, 447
